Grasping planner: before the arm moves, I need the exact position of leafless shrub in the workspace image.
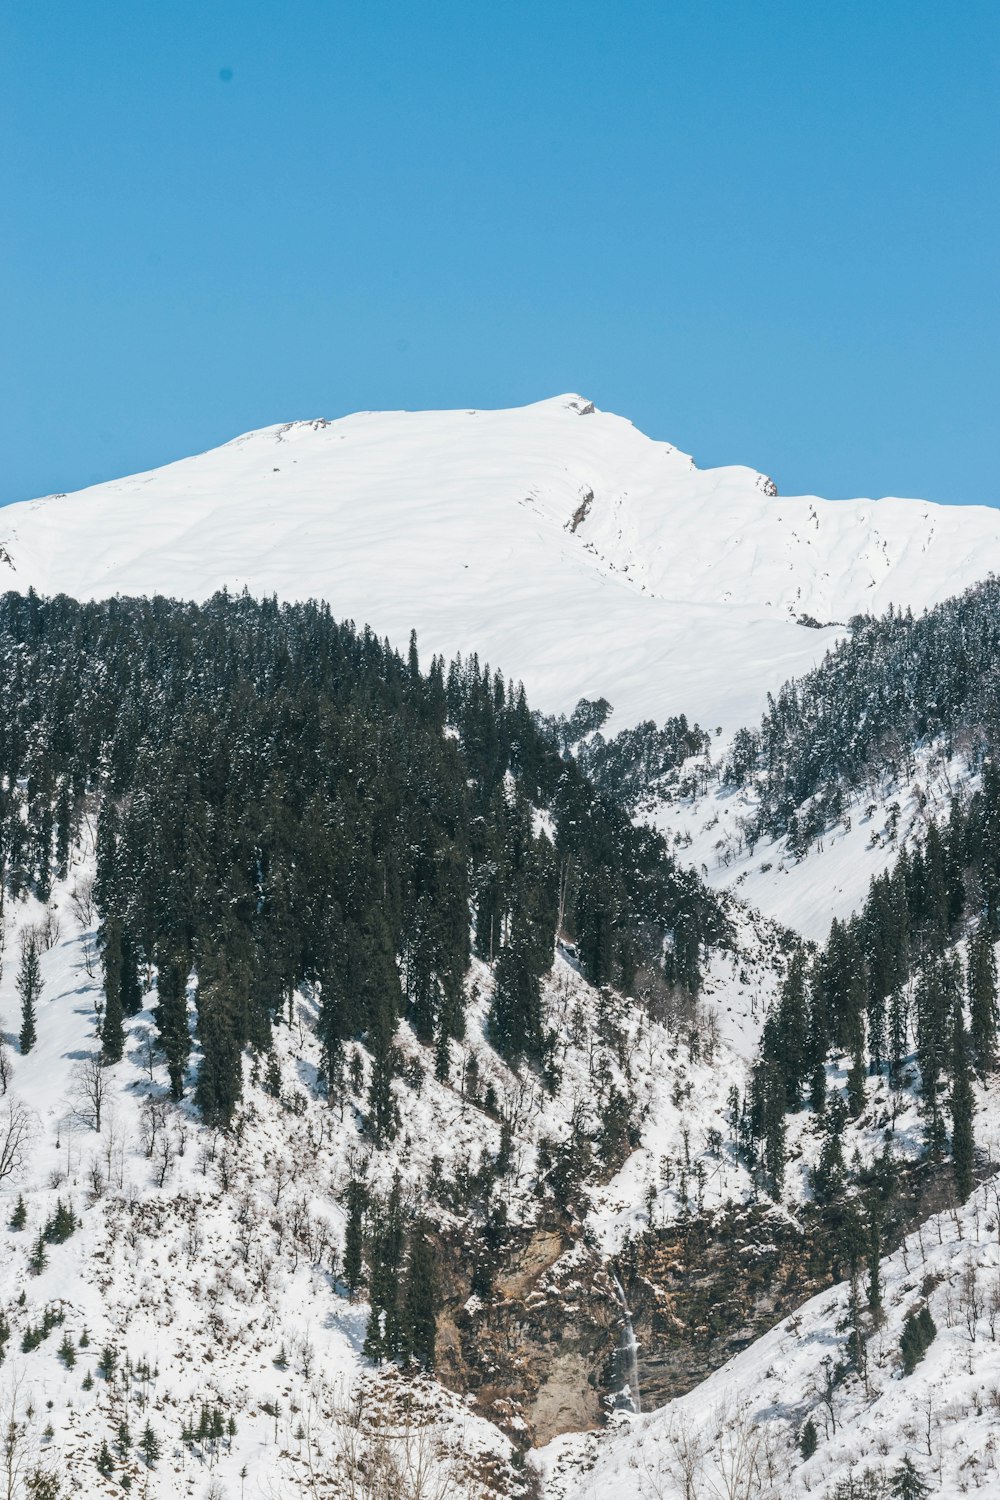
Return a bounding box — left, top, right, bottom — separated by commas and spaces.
37, 908, 62, 953
69, 875, 96, 928
140, 1094, 168, 1159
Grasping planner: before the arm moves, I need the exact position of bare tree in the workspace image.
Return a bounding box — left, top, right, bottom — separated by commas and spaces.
69, 875, 96, 929
153, 1128, 174, 1189
37, 909, 62, 953
708, 1397, 781, 1499
1, 1373, 40, 1500
0, 1048, 13, 1097
140, 1095, 168, 1159
70, 1051, 108, 1132
658, 1410, 706, 1500
0, 1100, 35, 1185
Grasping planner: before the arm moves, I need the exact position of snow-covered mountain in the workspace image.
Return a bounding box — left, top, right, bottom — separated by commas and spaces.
3, 397, 1000, 1499
3, 394, 999, 732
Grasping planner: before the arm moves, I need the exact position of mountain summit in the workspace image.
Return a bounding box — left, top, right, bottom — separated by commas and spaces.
3, 394, 998, 728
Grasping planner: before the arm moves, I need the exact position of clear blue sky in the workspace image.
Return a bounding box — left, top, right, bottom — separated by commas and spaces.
2, 1, 998, 506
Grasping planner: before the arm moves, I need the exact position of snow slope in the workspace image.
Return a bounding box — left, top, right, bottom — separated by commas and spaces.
649, 737, 973, 943
3, 395, 999, 731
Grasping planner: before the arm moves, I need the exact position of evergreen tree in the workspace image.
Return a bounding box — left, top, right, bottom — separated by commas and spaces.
100, 915, 125, 1064
900, 1307, 936, 1374
950, 1000, 975, 1204
810, 1128, 846, 1206
768, 950, 809, 1109
890, 1456, 930, 1499
154, 954, 190, 1100
846, 1033, 867, 1119
17, 936, 41, 1054
363, 1178, 405, 1361
968, 924, 998, 1075
139, 1422, 160, 1466
401, 1220, 437, 1369
193, 943, 247, 1127
343, 1179, 365, 1297
887, 987, 909, 1087
28, 1232, 47, 1275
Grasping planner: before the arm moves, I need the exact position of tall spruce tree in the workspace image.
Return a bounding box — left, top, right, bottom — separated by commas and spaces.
100, 916, 125, 1064
402, 1220, 437, 1369
343, 1180, 365, 1298
17, 935, 41, 1054
950, 1000, 975, 1203
154, 955, 190, 1099
968, 925, 998, 1076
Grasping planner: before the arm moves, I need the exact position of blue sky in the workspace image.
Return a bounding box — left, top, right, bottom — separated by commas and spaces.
2, 1, 998, 506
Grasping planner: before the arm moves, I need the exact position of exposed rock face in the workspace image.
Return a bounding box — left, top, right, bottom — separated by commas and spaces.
434, 1221, 624, 1446
620, 1205, 830, 1410
618, 1158, 976, 1412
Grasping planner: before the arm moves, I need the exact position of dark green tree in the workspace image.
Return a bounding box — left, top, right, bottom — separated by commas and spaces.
343, 1179, 365, 1298
890, 1455, 930, 1499
950, 1000, 975, 1204
401, 1220, 437, 1369
17, 937, 41, 1054
968, 924, 998, 1075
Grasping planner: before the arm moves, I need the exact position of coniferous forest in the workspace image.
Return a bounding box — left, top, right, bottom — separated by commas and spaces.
0, 588, 725, 1138
724, 575, 1000, 847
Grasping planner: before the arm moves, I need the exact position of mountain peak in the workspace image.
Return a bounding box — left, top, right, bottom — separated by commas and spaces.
2, 398, 999, 731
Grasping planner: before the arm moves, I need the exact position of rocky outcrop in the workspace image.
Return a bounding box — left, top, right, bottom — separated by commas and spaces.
434, 1221, 625, 1446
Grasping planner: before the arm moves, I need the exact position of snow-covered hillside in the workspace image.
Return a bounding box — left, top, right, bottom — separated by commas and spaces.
3, 395, 999, 731
0, 849, 781, 1495
650, 737, 972, 943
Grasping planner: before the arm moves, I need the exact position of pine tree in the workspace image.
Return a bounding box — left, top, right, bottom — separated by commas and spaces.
769, 950, 809, 1108
846, 1037, 867, 1119
900, 1307, 936, 1374
810, 1129, 846, 1206
155, 954, 190, 1100
968, 924, 998, 1075
367, 1048, 399, 1146
100, 916, 125, 1063
890, 1455, 930, 1499
402, 1220, 437, 1369
120, 928, 143, 1017
28, 1233, 47, 1275
140, 1422, 160, 1466
759, 1062, 786, 1195
17, 937, 41, 1054
888, 987, 909, 1087
343, 1180, 365, 1297
193, 943, 246, 1127
798, 1416, 818, 1460
866, 1208, 883, 1314
950, 1000, 975, 1203
363, 1178, 404, 1361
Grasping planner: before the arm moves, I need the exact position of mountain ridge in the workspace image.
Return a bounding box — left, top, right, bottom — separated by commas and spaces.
4, 394, 999, 735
